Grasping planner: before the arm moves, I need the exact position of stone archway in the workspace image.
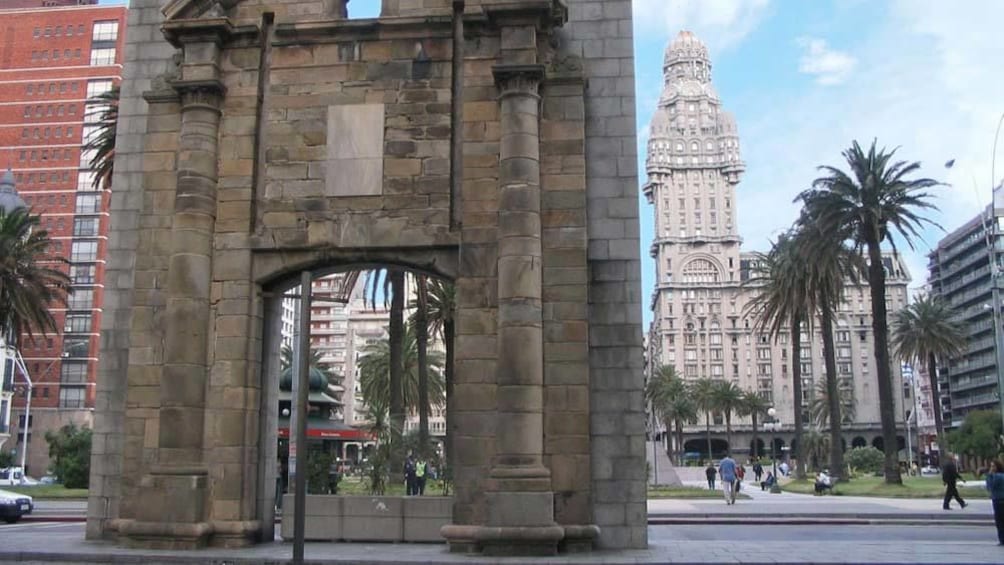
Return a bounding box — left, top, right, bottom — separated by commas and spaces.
852, 436, 867, 449
85, 0, 646, 555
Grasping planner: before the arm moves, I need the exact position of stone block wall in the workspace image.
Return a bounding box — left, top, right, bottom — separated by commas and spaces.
566, 0, 648, 550
86, 0, 178, 541
89, 0, 646, 551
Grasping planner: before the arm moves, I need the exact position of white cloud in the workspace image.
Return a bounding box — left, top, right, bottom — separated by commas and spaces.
632, 0, 771, 53
730, 0, 1004, 295
796, 37, 857, 85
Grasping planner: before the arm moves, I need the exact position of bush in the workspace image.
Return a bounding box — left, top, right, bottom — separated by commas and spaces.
44, 424, 91, 489
305, 451, 337, 494
0, 450, 14, 468
845, 446, 884, 475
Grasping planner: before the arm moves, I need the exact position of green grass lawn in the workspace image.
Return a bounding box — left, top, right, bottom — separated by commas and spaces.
647, 485, 751, 499
334, 475, 449, 496
781, 475, 989, 498
2, 485, 89, 499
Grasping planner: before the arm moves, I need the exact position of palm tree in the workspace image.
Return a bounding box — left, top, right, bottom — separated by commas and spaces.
424, 278, 455, 465
799, 139, 941, 484
690, 378, 717, 461
711, 380, 744, 457
746, 230, 814, 479
0, 208, 71, 345
891, 294, 966, 444
646, 365, 698, 464
387, 269, 406, 461
797, 213, 863, 481
411, 275, 431, 456
358, 323, 446, 421
83, 84, 119, 189
740, 390, 771, 460
802, 427, 830, 472
809, 378, 857, 428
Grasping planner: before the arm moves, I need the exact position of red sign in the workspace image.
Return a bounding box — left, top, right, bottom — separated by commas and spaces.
278, 428, 373, 440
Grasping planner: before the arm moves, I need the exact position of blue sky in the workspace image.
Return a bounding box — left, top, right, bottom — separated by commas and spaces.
634, 0, 1004, 325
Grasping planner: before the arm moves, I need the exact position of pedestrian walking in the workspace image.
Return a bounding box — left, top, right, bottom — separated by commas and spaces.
984, 460, 1004, 545
705, 463, 717, 490
942, 452, 967, 510
753, 461, 763, 482
736, 463, 746, 493
718, 455, 737, 505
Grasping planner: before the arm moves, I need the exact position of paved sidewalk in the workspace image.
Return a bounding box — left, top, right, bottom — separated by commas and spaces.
0, 524, 1001, 565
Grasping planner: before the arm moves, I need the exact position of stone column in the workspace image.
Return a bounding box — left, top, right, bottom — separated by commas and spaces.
482, 63, 562, 555
119, 20, 228, 549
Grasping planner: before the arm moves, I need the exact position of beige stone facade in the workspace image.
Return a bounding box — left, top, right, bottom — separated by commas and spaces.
644, 32, 911, 458
87, 0, 645, 554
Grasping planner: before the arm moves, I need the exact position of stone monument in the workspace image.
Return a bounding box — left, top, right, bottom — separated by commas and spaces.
86, 0, 646, 555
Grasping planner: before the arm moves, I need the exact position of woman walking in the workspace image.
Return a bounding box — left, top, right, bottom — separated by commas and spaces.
986, 460, 1004, 546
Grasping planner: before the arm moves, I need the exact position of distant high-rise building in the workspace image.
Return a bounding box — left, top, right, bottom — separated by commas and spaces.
927, 207, 1003, 427
0, 1, 126, 474
644, 31, 911, 459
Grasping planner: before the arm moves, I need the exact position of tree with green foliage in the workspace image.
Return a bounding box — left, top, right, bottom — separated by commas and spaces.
358, 324, 445, 423
0, 207, 71, 345
891, 294, 966, 444
711, 380, 744, 457
44, 424, 91, 489
739, 390, 771, 460
947, 410, 1004, 462
746, 230, 814, 479
690, 378, 717, 460
83, 84, 119, 189
846, 446, 885, 475
808, 378, 856, 429
802, 427, 830, 472
0, 451, 14, 468
799, 139, 942, 485
646, 365, 698, 464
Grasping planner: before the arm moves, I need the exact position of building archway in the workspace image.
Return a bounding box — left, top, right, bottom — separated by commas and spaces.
852, 436, 867, 449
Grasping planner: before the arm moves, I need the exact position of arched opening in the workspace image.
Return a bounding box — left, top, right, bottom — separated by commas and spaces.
683, 438, 730, 461
749, 438, 765, 459
872, 436, 884, 452
256, 259, 456, 539
852, 436, 867, 449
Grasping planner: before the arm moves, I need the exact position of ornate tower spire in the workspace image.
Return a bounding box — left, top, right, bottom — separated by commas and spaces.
0, 169, 26, 214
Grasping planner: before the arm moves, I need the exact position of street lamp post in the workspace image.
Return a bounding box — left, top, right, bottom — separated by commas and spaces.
9, 340, 88, 481
991, 112, 1004, 436
766, 407, 782, 493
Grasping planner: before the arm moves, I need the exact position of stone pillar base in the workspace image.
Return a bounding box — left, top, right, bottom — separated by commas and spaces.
560, 524, 601, 553
441, 524, 566, 556
119, 468, 211, 549
117, 519, 213, 550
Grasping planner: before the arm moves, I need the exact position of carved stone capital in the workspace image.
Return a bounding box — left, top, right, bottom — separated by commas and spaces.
493, 64, 545, 99
171, 79, 226, 112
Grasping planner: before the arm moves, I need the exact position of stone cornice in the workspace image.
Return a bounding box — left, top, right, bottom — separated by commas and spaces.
483, 0, 568, 30
162, 17, 235, 48
162, 0, 238, 21
493, 64, 545, 98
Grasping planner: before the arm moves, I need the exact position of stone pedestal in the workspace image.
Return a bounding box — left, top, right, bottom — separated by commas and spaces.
118, 469, 210, 549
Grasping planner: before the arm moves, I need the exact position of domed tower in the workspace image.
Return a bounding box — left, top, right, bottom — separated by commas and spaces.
0, 169, 26, 214
644, 30, 747, 384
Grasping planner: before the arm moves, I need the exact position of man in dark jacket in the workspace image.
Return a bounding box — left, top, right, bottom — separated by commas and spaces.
942, 453, 967, 510
705, 463, 717, 490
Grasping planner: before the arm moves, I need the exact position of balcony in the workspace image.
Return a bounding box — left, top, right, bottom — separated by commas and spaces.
950, 373, 998, 393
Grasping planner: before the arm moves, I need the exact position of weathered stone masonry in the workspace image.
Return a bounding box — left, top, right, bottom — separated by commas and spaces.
87, 0, 646, 554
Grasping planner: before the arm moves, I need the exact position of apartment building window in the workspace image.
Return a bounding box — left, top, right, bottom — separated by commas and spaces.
757, 348, 771, 360
76, 193, 100, 214
68, 289, 94, 310
92, 21, 119, 42
64, 314, 92, 333
77, 172, 96, 191
59, 387, 86, 409
60, 362, 87, 384
90, 48, 116, 66
71, 241, 98, 262
70, 264, 96, 285
73, 217, 99, 237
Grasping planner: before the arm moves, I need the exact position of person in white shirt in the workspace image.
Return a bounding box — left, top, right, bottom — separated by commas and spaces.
814, 470, 832, 495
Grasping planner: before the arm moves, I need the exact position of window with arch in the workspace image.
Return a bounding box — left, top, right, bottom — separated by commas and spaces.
690, 141, 699, 151
682, 258, 720, 283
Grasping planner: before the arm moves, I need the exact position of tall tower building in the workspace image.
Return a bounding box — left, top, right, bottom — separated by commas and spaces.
644, 31, 912, 460
0, 2, 126, 474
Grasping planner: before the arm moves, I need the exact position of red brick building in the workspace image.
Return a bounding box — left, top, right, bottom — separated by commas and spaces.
0, 1, 125, 475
